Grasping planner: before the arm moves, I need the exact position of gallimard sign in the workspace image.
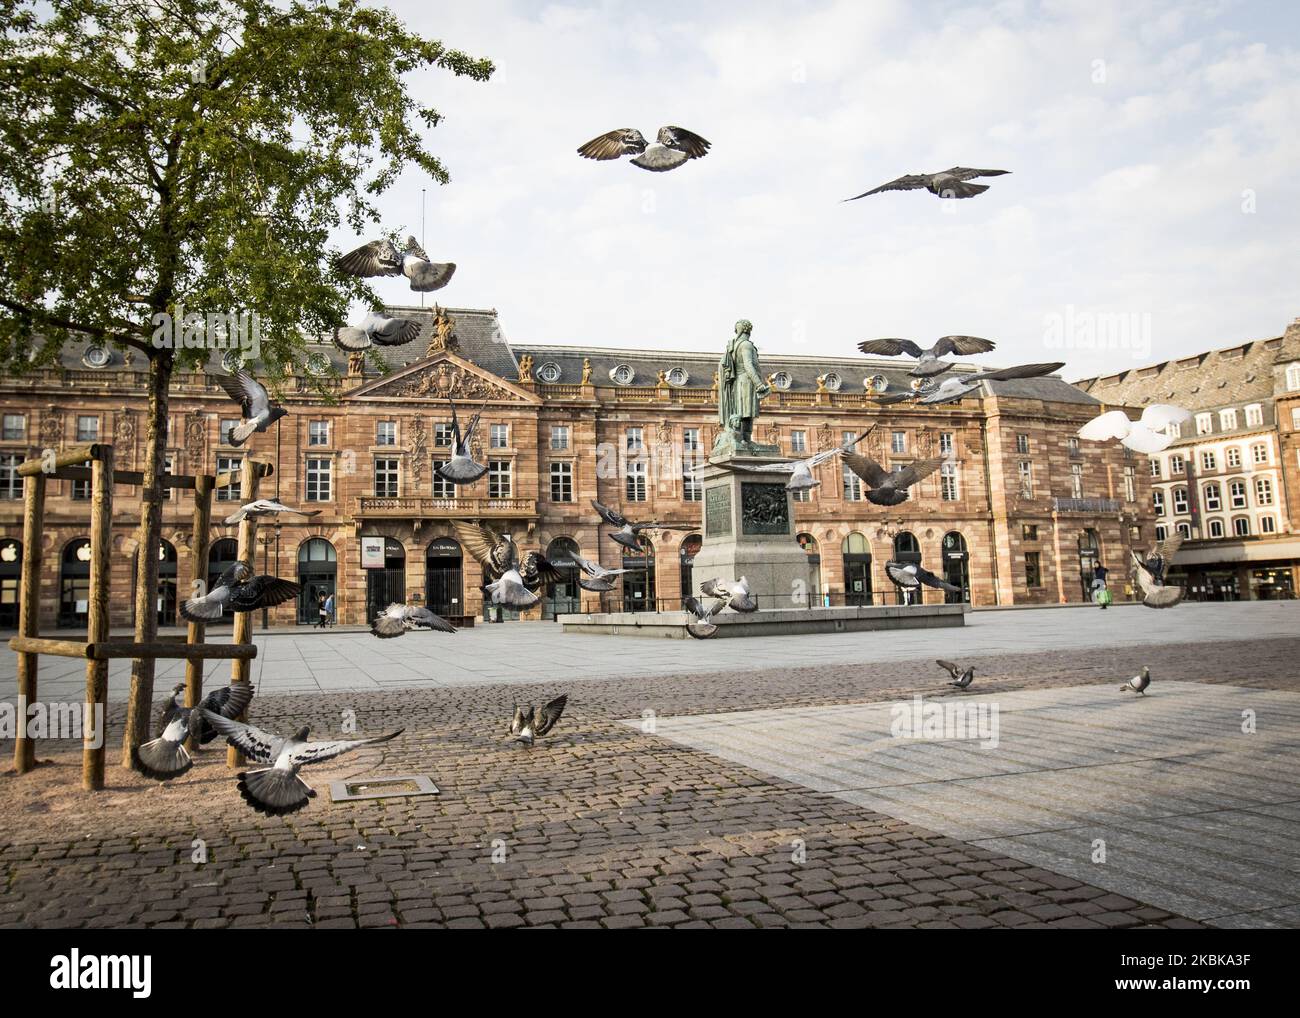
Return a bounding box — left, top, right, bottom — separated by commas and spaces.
49, 950, 151, 998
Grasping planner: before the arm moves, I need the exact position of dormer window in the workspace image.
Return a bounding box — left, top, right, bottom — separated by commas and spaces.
610, 364, 635, 386
666, 366, 689, 386
82, 346, 111, 369
771, 371, 792, 390
822, 372, 842, 392
537, 361, 562, 383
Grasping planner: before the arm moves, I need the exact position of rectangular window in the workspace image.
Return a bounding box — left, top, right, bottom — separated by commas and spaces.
434, 423, 453, 448
216, 455, 242, 501
1123, 466, 1136, 503
1288, 363, 1300, 391
791, 430, 807, 454
683, 428, 702, 502
1201, 451, 1216, 471
376, 421, 396, 446
1025, 552, 1042, 588
1204, 485, 1220, 511
432, 460, 454, 498
550, 462, 573, 503
219, 419, 240, 446
1209, 519, 1224, 538
1174, 488, 1189, 514
71, 461, 91, 501
308, 420, 329, 446
1170, 455, 1185, 474
488, 460, 512, 498
1070, 463, 1083, 499
1230, 481, 1247, 509
2, 414, 25, 441
374, 457, 399, 498
550, 425, 569, 451
1261, 515, 1276, 534
1233, 517, 1250, 537
1018, 461, 1033, 498
1256, 477, 1273, 505
1022, 524, 1038, 541
0, 453, 21, 499
940, 462, 959, 501
1252, 443, 1268, 464
1067, 436, 1080, 458
1150, 458, 1162, 478
1292, 408, 1300, 430
626, 427, 643, 453
625, 459, 647, 502
891, 430, 906, 454
843, 461, 863, 502
1226, 447, 1241, 468
1220, 409, 1238, 431
1152, 490, 1165, 516
1195, 413, 1212, 435
305, 458, 331, 502
940, 432, 953, 456
76, 416, 99, 442
1168, 422, 1182, 439
1016, 434, 1029, 455
490, 424, 509, 449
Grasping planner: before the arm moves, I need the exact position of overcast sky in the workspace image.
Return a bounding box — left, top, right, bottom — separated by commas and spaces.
344, 0, 1299, 380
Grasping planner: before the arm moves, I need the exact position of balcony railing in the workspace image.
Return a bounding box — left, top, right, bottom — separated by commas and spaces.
1052, 497, 1122, 514
356, 496, 537, 518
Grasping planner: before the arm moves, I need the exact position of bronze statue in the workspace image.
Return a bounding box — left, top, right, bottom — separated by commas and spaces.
717, 319, 770, 445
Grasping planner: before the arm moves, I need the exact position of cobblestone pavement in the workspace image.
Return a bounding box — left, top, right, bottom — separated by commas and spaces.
1, 633, 1296, 929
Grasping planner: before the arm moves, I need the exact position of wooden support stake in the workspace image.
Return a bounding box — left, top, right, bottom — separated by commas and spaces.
83, 449, 113, 790
16, 443, 103, 477
13, 471, 45, 773
227, 458, 267, 769
6, 637, 258, 660
184, 475, 214, 749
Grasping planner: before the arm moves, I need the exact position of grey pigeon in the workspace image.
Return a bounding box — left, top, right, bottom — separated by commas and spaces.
840, 453, 944, 506
1131, 549, 1183, 609
886, 560, 961, 605
333, 310, 422, 351
683, 595, 724, 639
591, 499, 692, 551
700, 576, 758, 613
131, 681, 254, 780
202, 711, 404, 815
857, 336, 997, 377
370, 602, 456, 639
510, 695, 568, 747
566, 552, 633, 593
724, 428, 874, 490
336, 236, 455, 293
452, 521, 561, 607
433, 398, 488, 485
180, 561, 300, 622
223, 499, 320, 525
936, 659, 974, 689
845, 167, 1010, 202
1120, 666, 1151, 695
577, 126, 711, 172
912, 362, 1066, 405
214, 370, 287, 445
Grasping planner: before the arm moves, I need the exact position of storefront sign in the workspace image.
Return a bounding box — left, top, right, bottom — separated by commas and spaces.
360, 536, 386, 569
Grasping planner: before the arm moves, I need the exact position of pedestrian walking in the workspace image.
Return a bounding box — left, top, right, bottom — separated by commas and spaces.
317, 592, 328, 629
324, 591, 335, 627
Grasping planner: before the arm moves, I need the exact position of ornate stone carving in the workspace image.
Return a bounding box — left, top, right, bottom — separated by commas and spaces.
410, 417, 427, 483
656, 419, 672, 448
426, 305, 458, 356
184, 409, 207, 471
741, 482, 791, 536
39, 409, 62, 450
348, 351, 366, 376
581, 358, 593, 385
112, 408, 136, 468
764, 423, 780, 447
816, 423, 833, 452
376, 362, 517, 402
518, 353, 533, 382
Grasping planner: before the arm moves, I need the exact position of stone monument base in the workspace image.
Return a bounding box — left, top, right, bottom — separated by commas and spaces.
558, 602, 967, 638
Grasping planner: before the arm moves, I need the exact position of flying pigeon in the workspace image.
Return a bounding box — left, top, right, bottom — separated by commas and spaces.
845, 167, 1011, 202
886, 560, 961, 604
370, 602, 456, 639
201, 711, 404, 815
509, 695, 568, 747
936, 659, 974, 689
840, 453, 944, 506
591, 499, 692, 551
857, 336, 997, 377
700, 576, 758, 613
1131, 533, 1184, 609
452, 521, 562, 607
1120, 666, 1151, 695
131, 681, 254, 780
333, 310, 422, 351
565, 552, 634, 593
179, 561, 301, 622
683, 595, 723, 639
214, 370, 287, 446
577, 126, 711, 172
911, 362, 1067, 405
1078, 404, 1192, 454
724, 428, 874, 490
223, 499, 321, 525
336, 236, 455, 292
433, 398, 488, 485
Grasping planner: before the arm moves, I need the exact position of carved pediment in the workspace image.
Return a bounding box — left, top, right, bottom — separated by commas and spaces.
345, 352, 540, 404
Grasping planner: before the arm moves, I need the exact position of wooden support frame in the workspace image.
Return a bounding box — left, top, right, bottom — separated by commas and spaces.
227, 458, 273, 768
13, 469, 45, 773
82, 446, 113, 789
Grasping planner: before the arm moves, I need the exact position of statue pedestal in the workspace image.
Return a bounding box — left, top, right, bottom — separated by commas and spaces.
687, 453, 813, 608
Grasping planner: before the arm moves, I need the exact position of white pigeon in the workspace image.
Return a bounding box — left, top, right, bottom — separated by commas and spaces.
214, 370, 287, 446
336, 236, 455, 293
333, 311, 422, 351
223, 499, 321, 525
725, 428, 874, 490
700, 577, 758, 613
370, 602, 456, 639
1078, 405, 1192, 454
486, 567, 540, 608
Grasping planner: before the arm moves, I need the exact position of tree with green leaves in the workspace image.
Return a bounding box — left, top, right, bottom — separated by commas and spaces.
0, 0, 491, 765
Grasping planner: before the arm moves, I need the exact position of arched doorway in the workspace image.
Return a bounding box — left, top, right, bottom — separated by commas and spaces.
1078, 529, 1100, 601
425, 537, 463, 620
298, 538, 337, 624
941, 531, 970, 604
621, 536, 655, 612
544, 536, 581, 619
59, 539, 92, 627
892, 531, 920, 604
797, 532, 821, 604
842, 532, 872, 606
0, 538, 21, 629
679, 534, 702, 607
364, 537, 405, 622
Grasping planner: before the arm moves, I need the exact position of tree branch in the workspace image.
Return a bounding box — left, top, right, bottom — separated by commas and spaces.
0, 296, 153, 354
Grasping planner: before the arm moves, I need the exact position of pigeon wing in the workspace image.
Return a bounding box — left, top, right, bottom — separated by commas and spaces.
577, 128, 647, 160
1120, 427, 1173, 454
1138, 404, 1192, 430
336, 239, 401, 277
857, 338, 925, 358
590, 499, 630, 529
1154, 531, 1183, 565
230, 576, 300, 611
932, 335, 997, 357
844, 174, 931, 200
893, 457, 945, 488
658, 126, 711, 159
451, 520, 503, 571
370, 315, 421, 346
199, 681, 255, 720
840, 451, 891, 487
914, 565, 960, 592
333, 326, 372, 351
408, 607, 456, 634
290, 729, 404, 768
935, 659, 961, 677
214, 371, 270, 417
1078, 410, 1133, 442
533, 695, 568, 737
200, 710, 284, 764
960, 361, 1063, 383
942, 167, 1011, 181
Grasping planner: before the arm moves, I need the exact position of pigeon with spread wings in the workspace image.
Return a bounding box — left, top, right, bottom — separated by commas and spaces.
857, 336, 997, 377
700, 576, 758, 613
201, 711, 403, 816
723, 428, 874, 490
434, 398, 488, 485
333, 310, 422, 351
683, 595, 724, 639
179, 562, 300, 622
452, 520, 561, 607
1131, 532, 1184, 609
336, 236, 455, 293
912, 362, 1067, 405
213, 370, 287, 446
566, 552, 634, 593
845, 166, 1010, 202
223, 499, 320, 525
591, 499, 693, 550
131, 681, 254, 780
1078, 404, 1192, 455
510, 695, 568, 747
577, 126, 711, 172
936, 660, 974, 689
370, 602, 456, 639
840, 453, 944, 506
886, 560, 962, 605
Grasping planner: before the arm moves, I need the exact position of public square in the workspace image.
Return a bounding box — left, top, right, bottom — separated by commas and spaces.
1, 601, 1296, 930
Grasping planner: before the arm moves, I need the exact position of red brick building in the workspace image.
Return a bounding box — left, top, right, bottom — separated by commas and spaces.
0, 306, 1151, 628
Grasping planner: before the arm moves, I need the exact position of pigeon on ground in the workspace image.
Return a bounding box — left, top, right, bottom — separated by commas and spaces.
452, 521, 562, 608
700, 576, 758, 613
1120, 666, 1151, 695
1078, 404, 1192, 454
911, 362, 1067, 405
433, 398, 488, 485
591, 499, 693, 551
131, 681, 254, 780
335, 236, 455, 292
840, 453, 944, 506
370, 602, 456, 639
333, 310, 422, 351
577, 126, 711, 172
179, 561, 300, 622
886, 560, 962, 605
723, 428, 874, 490
936, 659, 974, 689
509, 695, 568, 747
845, 167, 1011, 202
201, 711, 404, 815
1131, 533, 1184, 609
683, 595, 724, 639
223, 499, 321, 525
214, 370, 287, 446
566, 552, 634, 593
857, 336, 997, 377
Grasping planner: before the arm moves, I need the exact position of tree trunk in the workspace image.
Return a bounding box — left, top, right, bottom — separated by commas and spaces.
121, 350, 173, 767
